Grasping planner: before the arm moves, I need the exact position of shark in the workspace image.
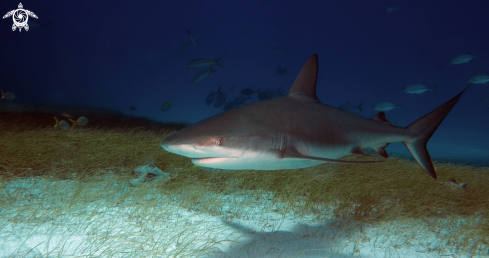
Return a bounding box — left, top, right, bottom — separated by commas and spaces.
161, 55, 469, 179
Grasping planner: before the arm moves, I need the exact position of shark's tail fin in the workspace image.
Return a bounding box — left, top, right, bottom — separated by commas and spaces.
403, 85, 470, 179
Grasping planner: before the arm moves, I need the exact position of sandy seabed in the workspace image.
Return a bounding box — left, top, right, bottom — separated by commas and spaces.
1, 173, 486, 258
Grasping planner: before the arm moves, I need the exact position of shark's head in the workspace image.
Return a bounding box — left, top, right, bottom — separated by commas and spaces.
160, 107, 282, 169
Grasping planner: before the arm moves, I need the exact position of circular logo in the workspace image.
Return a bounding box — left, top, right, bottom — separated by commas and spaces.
13, 9, 28, 27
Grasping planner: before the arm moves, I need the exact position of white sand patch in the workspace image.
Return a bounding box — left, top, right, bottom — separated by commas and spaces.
0, 176, 485, 257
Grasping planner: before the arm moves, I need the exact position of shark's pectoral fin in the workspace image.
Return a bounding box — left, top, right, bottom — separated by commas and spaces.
280, 147, 384, 164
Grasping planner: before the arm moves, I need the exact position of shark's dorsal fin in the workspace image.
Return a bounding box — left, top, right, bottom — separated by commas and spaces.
287, 54, 320, 102
371, 112, 393, 125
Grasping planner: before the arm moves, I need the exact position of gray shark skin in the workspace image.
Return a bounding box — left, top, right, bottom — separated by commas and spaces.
161, 55, 469, 179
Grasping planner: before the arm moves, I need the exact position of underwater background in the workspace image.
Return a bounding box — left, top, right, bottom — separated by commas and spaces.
1, 0, 489, 165
2, 1, 489, 257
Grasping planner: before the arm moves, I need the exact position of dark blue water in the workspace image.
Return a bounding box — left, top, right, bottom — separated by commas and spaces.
1, 0, 488, 165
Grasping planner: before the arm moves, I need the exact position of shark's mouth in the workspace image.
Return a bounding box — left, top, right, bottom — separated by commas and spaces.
193, 157, 227, 161
192, 157, 216, 161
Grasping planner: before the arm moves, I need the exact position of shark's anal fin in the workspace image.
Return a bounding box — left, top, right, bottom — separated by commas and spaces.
370, 113, 393, 158
280, 147, 384, 164
373, 143, 390, 158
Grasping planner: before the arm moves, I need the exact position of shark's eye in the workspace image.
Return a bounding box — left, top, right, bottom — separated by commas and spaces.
215, 137, 224, 146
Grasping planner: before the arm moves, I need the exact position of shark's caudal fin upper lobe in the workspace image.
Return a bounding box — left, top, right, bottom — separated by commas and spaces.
403, 85, 471, 179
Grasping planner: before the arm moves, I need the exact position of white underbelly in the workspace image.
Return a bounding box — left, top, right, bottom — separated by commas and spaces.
192, 146, 354, 170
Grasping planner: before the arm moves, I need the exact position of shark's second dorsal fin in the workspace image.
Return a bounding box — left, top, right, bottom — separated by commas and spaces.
371, 112, 393, 125
287, 54, 320, 102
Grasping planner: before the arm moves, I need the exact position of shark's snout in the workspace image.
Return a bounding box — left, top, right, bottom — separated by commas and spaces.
161, 134, 191, 156
161, 141, 197, 158
161, 134, 217, 159
161, 141, 192, 156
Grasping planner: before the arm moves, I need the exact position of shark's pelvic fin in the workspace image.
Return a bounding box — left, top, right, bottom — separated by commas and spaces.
403, 85, 471, 179
287, 54, 320, 102
280, 147, 384, 164
351, 147, 369, 156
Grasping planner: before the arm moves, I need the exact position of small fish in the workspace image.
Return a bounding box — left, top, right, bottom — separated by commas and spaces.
277, 67, 288, 75
193, 67, 216, 83
403, 84, 438, 94
467, 75, 489, 84
175, 41, 192, 58
337, 102, 363, 113
223, 99, 235, 111
231, 95, 252, 106
175, 30, 196, 57
187, 56, 224, 68
54, 117, 70, 130
206, 86, 221, 105
0, 90, 15, 100
187, 30, 196, 48
130, 106, 137, 111
449, 54, 479, 64
372, 102, 403, 111
69, 117, 89, 128
240, 87, 261, 96
257, 87, 284, 101
214, 91, 226, 108
161, 101, 172, 111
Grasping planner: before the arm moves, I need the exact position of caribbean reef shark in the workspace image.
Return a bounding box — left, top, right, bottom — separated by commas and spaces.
161, 55, 469, 179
